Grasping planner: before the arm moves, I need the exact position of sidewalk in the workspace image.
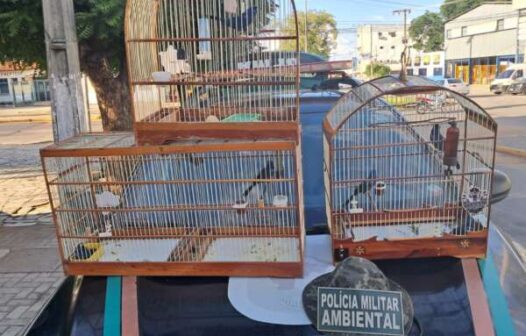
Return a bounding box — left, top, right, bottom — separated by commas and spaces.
0, 124, 64, 336
0, 103, 101, 123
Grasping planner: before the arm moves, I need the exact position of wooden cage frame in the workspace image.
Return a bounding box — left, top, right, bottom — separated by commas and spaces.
41, 133, 305, 277
124, 0, 301, 145
323, 76, 498, 261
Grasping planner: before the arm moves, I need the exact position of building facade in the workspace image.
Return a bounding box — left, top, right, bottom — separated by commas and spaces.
444, 3, 521, 84
406, 51, 445, 80
0, 63, 50, 105
356, 24, 410, 74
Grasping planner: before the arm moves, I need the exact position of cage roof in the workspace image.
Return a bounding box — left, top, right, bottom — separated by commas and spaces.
325, 75, 497, 132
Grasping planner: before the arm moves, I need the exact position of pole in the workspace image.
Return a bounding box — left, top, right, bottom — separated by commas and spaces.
393, 8, 411, 81
370, 25, 373, 78
42, 0, 87, 143
304, 0, 308, 53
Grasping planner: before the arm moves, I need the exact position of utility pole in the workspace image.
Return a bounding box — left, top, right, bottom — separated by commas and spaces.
304, 0, 308, 52
393, 8, 411, 82
42, 0, 87, 143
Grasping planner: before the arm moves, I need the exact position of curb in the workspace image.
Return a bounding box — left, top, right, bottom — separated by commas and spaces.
496, 145, 526, 159
0, 116, 101, 123
0, 116, 52, 123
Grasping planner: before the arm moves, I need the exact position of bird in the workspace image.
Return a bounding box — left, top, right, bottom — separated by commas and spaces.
430, 124, 444, 152
342, 169, 377, 209
211, 6, 258, 31
242, 158, 284, 199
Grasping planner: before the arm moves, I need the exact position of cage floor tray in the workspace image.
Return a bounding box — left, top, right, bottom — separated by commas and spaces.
349, 222, 452, 242
202, 237, 300, 262
99, 239, 180, 262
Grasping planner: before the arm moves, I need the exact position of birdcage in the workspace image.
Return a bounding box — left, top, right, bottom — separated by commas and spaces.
323, 76, 497, 261
125, 0, 300, 145
41, 133, 304, 277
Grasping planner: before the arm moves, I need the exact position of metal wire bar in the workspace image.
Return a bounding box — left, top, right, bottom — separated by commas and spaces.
42, 134, 302, 265
125, 0, 299, 123
324, 77, 497, 257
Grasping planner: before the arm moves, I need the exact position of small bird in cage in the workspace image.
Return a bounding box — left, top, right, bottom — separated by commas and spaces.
342, 169, 377, 212
430, 122, 461, 175
242, 157, 285, 199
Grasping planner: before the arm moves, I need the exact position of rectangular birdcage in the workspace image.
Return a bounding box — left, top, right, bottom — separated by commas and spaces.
41, 133, 304, 277
324, 76, 497, 261
125, 0, 301, 145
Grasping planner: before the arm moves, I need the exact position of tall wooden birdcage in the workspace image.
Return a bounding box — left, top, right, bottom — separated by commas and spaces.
323, 76, 497, 261
125, 0, 300, 145
41, 133, 304, 276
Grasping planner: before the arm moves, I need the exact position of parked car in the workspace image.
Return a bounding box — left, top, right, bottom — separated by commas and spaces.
490, 63, 526, 94
301, 71, 360, 92
436, 77, 470, 95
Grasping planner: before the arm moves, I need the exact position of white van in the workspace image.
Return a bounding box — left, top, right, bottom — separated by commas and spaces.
490, 64, 526, 94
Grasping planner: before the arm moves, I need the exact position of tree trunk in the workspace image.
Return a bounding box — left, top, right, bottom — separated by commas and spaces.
82, 54, 133, 131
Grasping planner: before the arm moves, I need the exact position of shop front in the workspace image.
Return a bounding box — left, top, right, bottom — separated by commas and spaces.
446, 55, 523, 84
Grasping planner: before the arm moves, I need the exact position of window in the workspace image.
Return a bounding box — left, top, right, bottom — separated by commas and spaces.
433, 68, 443, 76
418, 68, 427, 76
461, 26, 468, 36
378, 32, 383, 37
516, 70, 524, 79
414, 56, 421, 66
379, 46, 384, 49
497, 19, 504, 31
0, 79, 9, 95
407, 69, 414, 76
446, 29, 452, 38
389, 32, 396, 38
391, 46, 395, 49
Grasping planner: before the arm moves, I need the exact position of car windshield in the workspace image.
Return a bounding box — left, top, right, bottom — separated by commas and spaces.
498, 70, 515, 79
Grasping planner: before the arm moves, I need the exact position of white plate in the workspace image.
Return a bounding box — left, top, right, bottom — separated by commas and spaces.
227, 235, 334, 325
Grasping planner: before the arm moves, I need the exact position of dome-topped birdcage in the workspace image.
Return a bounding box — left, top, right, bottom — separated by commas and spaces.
323, 75, 497, 261
125, 0, 300, 144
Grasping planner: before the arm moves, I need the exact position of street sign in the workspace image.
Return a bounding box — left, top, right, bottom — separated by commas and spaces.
317, 287, 404, 335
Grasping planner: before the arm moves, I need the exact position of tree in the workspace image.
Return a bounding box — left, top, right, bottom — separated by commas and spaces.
282, 10, 337, 59
0, 0, 131, 131
365, 63, 391, 78
409, 11, 444, 52
440, 0, 485, 21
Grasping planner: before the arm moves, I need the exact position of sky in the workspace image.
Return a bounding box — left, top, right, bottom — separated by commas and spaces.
295, 0, 446, 60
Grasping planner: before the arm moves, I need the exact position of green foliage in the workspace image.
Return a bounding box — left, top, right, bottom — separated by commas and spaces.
440, 0, 485, 21
409, 11, 444, 52
282, 10, 337, 59
365, 63, 391, 78
410, 0, 501, 52
74, 0, 126, 74
0, 0, 46, 69
0, 0, 125, 73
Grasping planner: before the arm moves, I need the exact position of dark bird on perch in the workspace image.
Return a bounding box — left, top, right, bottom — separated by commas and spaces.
211, 6, 258, 31
242, 158, 284, 198
342, 169, 377, 209
430, 124, 444, 151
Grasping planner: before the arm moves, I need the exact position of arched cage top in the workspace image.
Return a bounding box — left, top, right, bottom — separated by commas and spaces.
322, 75, 498, 260
325, 75, 497, 134
125, 0, 300, 124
